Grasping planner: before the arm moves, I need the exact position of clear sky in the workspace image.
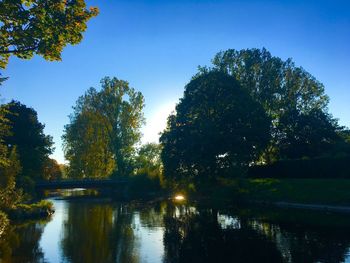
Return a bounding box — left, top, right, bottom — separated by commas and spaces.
1, 0, 349, 163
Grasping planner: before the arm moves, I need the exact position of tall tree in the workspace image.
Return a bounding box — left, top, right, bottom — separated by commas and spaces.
63, 77, 145, 178
203, 48, 337, 161
160, 71, 270, 185
0, 0, 98, 69
1, 101, 53, 185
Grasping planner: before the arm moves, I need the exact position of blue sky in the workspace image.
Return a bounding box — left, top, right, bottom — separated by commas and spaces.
1, 0, 349, 163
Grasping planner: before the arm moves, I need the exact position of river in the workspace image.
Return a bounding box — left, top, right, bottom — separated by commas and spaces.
2, 192, 350, 263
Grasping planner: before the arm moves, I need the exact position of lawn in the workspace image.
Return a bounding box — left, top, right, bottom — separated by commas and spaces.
240, 178, 350, 205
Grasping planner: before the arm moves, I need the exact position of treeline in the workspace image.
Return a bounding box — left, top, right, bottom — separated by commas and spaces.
2, 48, 349, 204
160, 48, 350, 188
0, 101, 64, 211
60, 48, 350, 193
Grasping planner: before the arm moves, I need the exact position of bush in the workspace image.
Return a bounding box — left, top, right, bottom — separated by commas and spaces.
248, 156, 350, 179
8, 200, 54, 220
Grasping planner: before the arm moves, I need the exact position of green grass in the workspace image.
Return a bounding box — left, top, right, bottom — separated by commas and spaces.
8, 200, 54, 220
215, 178, 350, 205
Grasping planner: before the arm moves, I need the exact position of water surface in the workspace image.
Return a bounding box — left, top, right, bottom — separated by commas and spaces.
2, 195, 350, 263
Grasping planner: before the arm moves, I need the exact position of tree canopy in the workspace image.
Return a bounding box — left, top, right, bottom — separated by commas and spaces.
63, 77, 145, 178
1, 101, 54, 183
0, 0, 98, 69
160, 71, 271, 185
201, 48, 340, 161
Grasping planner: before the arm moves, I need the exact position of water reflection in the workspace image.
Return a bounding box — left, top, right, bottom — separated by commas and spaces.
61, 201, 138, 263
0, 219, 49, 263
162, 205, 283, 263
2, 198, 350, 263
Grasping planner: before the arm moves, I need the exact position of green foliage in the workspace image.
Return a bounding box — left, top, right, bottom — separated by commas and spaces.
8, 200, 54, 220
63, 103, 116, 178
0, 147, 22, 210
1, 101, 53, 186
160, 71, 271, 186
135, 143, 163, 182
63, 77, 145, 178
203, 48, 337, 161
0, 0, 98, 69
278, 108, 342, 159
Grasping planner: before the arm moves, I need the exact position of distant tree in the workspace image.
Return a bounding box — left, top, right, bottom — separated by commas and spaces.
1, 101, 53, 187
43, 158, 63, 181
203, 48, 334, 161
0, 0, 98, 69
135, 143, 163, 179
160, 71, 270, 185
63, 77, 145, 178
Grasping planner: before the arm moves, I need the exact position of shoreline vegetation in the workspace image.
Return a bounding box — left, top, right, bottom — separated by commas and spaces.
0, 200, 54, 228
188, 178, 350, 214
1, 48, 350, 228
7, 200, 55, 220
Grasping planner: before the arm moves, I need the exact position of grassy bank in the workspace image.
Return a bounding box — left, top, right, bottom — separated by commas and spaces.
207, 178, 350, 206
7, 200, 54, 220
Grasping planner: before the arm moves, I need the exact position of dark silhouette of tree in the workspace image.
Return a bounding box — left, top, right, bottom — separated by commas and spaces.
160, 71, 270, 185
1, 101, 53, 192
203, 48, 339, 161
0, 0, 98, 69
278, 108, 342, 159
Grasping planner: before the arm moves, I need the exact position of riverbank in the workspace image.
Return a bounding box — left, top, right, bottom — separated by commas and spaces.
4, 200, 54, 221
195, 178, 350, 213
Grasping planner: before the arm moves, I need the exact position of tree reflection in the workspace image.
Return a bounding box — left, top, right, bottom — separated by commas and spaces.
163, 204, 283, 263
250, 219, 350, 263
60, 201, 139, 263
0, 220, 48, 263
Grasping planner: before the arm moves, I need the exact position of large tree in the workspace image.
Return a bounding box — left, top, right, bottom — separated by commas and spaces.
63, 77, 145, 178
1, 101, 54, 184
160, 71, 271, 185
202, 48, 339, 161
0, 0, 98, 69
